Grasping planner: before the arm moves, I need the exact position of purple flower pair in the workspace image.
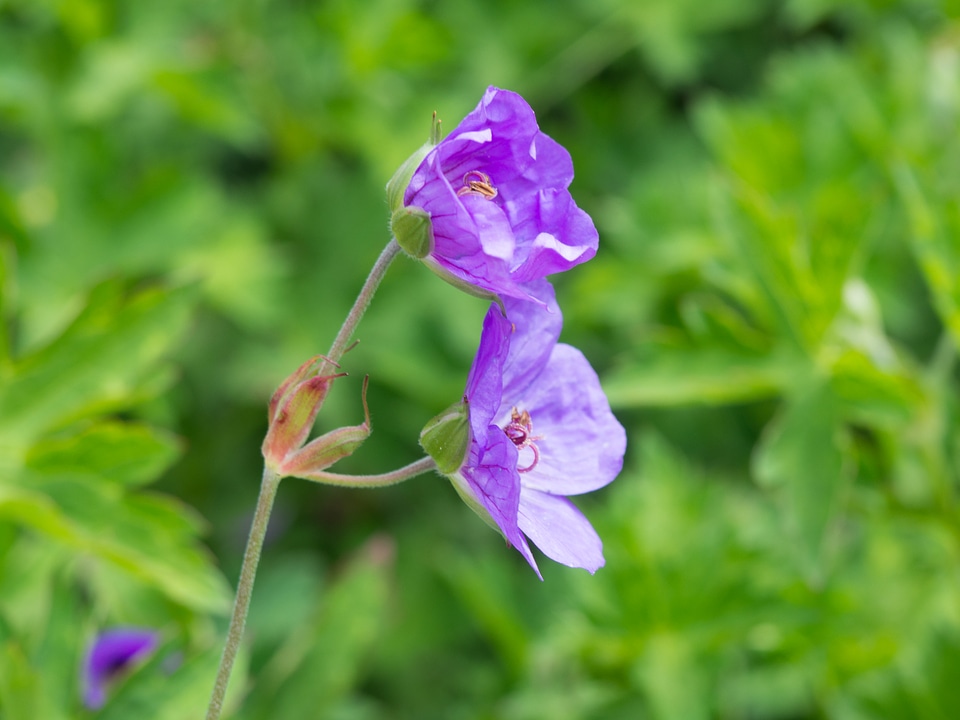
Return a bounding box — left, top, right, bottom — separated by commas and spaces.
403, 88, 625, 575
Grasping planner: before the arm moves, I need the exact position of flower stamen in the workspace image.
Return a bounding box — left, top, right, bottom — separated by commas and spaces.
456, 170, 498, 200
503, 407, 542, 473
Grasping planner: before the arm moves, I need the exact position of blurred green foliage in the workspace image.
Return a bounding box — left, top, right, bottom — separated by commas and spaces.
2, 0, 960, 717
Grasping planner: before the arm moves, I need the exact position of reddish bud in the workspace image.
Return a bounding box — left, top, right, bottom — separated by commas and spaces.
278, 376, 372, 479
262, 355, 345, 472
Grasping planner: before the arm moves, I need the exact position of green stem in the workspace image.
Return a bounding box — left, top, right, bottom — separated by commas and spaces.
325, 239, 401, 368
206, 239, 403, 717
206, 468, 281, 720
297, 456, 437, 488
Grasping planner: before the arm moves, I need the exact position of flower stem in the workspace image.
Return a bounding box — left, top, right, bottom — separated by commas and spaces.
296, 456, 437, 487
206, 239, 403, 717
206, 467, 281, 720
325, 239, 401, 368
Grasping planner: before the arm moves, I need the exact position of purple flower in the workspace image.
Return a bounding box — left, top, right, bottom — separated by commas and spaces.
401, 87, 598, 304
82, 628, 159, 709
450, 281, 625, 577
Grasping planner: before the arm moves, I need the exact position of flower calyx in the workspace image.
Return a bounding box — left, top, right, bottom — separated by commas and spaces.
275, 376, 373, 481
419, 397, 469, 475
385, 112, 442, 214
391, 204, 434, 259
262, 357, 371, 479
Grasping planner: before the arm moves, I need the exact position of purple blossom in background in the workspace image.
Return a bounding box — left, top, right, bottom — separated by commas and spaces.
452, 281, 626, 577
82, 628, 159, 709
404, 87, 598, 304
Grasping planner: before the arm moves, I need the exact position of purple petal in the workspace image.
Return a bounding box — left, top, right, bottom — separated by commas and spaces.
404, 87, 596, 299
518, 488, 605, 573
463, 195, 516, 262
507, 189, 598, 282
464, 305, 512, 442
441, 89, 574, 197
413, 154, 519, 292
499, 282, 563, 401
83, 628, 159, 709
506, 344, 626, 496
461, 429, 524, 551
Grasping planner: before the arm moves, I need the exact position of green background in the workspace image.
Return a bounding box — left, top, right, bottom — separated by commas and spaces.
2, 0, 960, 717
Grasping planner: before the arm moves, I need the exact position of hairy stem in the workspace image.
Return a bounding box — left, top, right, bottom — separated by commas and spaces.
206, 468, 281, 720
325, 239, 401, 368
207, 239, 404, 717
297, 456, 437, 487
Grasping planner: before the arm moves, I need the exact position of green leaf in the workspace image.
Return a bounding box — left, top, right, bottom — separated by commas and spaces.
828, 348, 925, 430
243, 538, 393, 720
694, 48, 881, 353
98, 639, 247, 720
32, 566, 83, 719
753, 380, 849, 583
26, 421, 182, 487
0, 479, 230, 614
894, 163, 960, 349
0, 281, 194, 451
0, 638, 41, 720
604, 346, 803, 407
436, 549, 529, 678
638, 632, 711, 720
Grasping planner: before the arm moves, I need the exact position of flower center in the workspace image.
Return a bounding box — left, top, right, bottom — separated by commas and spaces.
502, 407, 542, 473
456, 170, 498, 200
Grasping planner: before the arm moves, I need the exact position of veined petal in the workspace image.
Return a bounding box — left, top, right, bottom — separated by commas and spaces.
518, 488, 605, 573
461, 429, 524, 550
464, 306, 512, 439
508, 189, 598, 282
463, 195, 515, 261
506, 344, 625, 496
500, 283, 562, 400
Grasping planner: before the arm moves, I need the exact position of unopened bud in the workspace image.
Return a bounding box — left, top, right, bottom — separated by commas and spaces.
262, 356, 343, 472
279, 377, 373, 480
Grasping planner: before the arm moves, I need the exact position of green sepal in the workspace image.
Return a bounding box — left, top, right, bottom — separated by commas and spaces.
281, 423, 370, 479
391, 205, 434, 259
385, 140, 432, 213
275, 376, 372, 480
447, 471, 503, 537
419, 400, 470, 475
422, 258, 506, 312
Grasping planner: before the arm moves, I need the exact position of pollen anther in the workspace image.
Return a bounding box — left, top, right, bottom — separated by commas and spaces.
456, 170, 498, 199
503, 407, 542, 473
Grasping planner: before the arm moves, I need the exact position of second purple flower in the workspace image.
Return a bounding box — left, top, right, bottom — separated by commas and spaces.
422, 281, 626, 577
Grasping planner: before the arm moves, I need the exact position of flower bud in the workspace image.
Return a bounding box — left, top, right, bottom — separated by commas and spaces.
419, 399, 469, 475
262, 355, 343, 473
278, 377, 373, 480
267, 355, 326, 423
